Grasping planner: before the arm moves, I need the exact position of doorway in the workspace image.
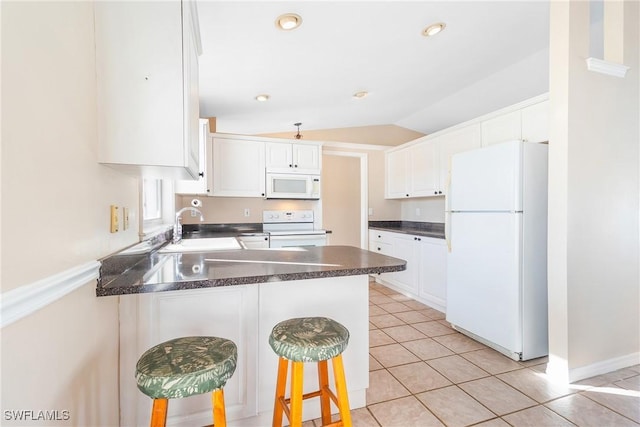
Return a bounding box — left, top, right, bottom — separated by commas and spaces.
322, 151, 368, 248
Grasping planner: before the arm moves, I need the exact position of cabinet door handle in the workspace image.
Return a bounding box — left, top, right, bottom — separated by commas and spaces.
289, 164, 293, 167
377, 247, 381, 251
198, 171, 204, 177
406, 194, 410, 197
294, 164, 298, 168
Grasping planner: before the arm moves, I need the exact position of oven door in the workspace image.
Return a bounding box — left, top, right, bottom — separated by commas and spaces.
269, 233, 327, 248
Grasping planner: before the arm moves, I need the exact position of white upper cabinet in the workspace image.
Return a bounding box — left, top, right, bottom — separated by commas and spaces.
212, 137, 266, 198
386, 143, 438, 198
386, 149, 411, 198
436, 125, 482, 195
265, 142, 321, 174
521, 100, 549, 143
481, 110, 522, 146
95, 0, 201, 179
481, 100, 549, 146
386, 124, 480, 199
175, 119, 211, 195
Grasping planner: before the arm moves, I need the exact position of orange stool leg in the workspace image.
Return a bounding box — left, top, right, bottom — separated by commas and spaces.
317, 360, 332, 425
272, 357, 289, 427
332, 355, 352, 427
289, 361, 304, 427
212, 388, 227, 427
150, 398, 168, 427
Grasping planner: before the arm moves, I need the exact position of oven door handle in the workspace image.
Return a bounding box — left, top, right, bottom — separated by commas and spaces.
269, 234, 326, 241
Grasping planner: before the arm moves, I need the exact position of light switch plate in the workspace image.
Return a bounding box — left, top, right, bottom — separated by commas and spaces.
110, 205, 119, 233
123, 207, 129, 230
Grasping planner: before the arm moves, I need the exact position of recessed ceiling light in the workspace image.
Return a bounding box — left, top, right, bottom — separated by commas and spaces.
422, 22, 446, 37
353, 91, 368, 99
276, 13, 302, 31
255, 94, 270, 102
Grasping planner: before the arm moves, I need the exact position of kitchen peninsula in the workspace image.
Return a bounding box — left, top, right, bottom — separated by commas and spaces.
97, 240, 405, 426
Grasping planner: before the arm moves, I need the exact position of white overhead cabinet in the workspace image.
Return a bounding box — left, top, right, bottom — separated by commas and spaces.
369, 229, 446, 312
481, 100, 549, 146
175, 119, 212, 195
265, 142, 321, 174
212, 137, 266, 197
95, 0, 201, 179
386, 143, 438, 198
434, 125, 482, 195
386, 125, 480, 199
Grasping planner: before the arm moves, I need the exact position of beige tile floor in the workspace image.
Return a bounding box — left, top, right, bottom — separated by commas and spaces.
303, 280, 640, 427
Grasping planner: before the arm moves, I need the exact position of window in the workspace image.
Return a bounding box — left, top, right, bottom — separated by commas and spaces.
140, 177, 174, 238
142, 178, 162, 221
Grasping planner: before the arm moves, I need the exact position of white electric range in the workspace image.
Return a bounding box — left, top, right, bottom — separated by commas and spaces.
262, 210, 327, 248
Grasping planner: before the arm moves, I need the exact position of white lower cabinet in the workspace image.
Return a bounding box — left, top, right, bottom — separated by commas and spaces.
369, 229, 447, 312
119, 276, 369, 426
418, 237, 447, 311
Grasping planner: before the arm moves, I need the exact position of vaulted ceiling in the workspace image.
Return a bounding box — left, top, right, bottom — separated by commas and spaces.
197, 1, 550, 137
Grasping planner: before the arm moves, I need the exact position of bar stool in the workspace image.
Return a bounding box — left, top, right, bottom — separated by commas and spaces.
269, 317, 352, 427
135, 336, 237, 427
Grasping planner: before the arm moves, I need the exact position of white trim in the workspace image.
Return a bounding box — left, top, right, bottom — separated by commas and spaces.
323, 150, 369, 249
321, 140, 390, 151
546, 352, 640, 383
568, 352, 640, 383
586, 57, 630, 78
0, 260, 101, 328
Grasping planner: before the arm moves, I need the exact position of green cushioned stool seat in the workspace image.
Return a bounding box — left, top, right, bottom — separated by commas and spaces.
269, 317, 350, 362
270, 317, 353, 427
135, 336, 237, 400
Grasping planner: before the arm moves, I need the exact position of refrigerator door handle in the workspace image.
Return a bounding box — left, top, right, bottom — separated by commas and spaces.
446, 211, 452, 252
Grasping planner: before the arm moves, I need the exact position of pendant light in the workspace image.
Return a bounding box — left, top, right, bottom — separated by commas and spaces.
294, 122, 303, 140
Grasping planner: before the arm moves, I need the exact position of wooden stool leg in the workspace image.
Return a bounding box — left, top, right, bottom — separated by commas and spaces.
272, 357, 289, 427
332, 355, 352, 427
150, 398, 168, 427
212, 389, 227, 427
317, 360, 332, 425
290, 361, 304, 427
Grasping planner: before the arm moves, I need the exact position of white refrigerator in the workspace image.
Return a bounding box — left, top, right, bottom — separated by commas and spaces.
445, 140, 548, 361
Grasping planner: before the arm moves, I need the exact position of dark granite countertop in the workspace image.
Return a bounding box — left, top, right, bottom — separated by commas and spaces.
97, 245, 406, 297
368, 221, 445, 239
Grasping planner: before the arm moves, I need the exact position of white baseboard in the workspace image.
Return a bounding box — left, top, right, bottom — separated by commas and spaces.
547, 352, 640, 383
568, 352, 640, 383
0, 260, 100, 328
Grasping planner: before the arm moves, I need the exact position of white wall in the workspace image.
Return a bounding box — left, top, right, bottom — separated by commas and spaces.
400, 197, 446, 223
547, 0, 640, 381
1, 2, 139, 424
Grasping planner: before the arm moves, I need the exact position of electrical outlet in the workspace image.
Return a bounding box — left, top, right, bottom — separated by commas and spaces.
110, 205, 119, 233
244, 208, 250, 217
368, 207, 374, 216
415, 208, 421, 216
123, 207, 129, 230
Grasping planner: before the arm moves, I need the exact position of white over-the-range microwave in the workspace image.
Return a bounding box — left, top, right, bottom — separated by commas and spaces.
265, 173, 321, 199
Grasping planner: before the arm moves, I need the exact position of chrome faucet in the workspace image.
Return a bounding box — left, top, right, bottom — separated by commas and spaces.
173, 207, 204, 244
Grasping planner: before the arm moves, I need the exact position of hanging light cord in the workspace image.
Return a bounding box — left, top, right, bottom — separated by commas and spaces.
294, 122, 303, 140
